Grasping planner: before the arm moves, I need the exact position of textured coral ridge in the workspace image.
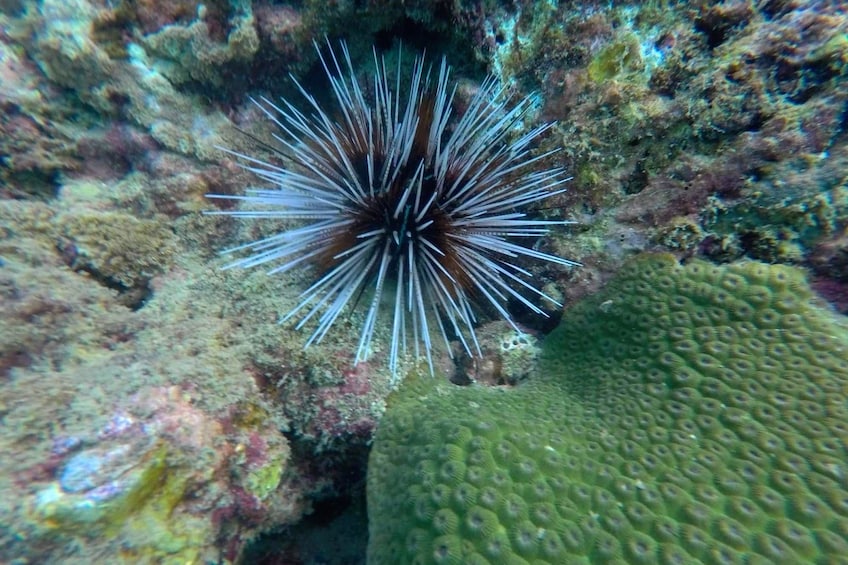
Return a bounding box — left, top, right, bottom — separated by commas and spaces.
367, 254, 848, 564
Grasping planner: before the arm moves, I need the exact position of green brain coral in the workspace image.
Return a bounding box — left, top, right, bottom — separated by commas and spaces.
367, 254, 848, 564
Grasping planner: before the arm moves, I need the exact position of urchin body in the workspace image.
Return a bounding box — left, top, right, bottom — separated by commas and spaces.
208, 41, 577, 374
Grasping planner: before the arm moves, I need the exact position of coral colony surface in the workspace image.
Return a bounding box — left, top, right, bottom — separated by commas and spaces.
368, 255, 848, 563
1, 1, 846, 564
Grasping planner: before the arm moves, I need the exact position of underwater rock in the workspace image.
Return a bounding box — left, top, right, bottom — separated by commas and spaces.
14, 386, 299, 564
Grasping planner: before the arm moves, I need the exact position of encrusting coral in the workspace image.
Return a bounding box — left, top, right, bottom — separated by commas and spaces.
367, 253, 848, 564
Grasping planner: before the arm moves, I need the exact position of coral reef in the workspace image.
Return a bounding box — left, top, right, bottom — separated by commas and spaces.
0, 198, 310, 562
480, 0, 848, 308
10, 0, 242, 162
0, 200, 132, 376
368, 254, 848, 563
21, 387, 295, 564
57, 210, 177, 308
0, 33, 75, 198
2, 0, 848, 561
138, 0, 260, 88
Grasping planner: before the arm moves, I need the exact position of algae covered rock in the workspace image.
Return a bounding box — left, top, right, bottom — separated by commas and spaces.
57, 210, 176, 307
16, 386, 296, 564
367, 254, 848, 564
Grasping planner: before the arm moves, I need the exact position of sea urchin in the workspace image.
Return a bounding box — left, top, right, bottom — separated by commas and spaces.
207, 41, 577, 375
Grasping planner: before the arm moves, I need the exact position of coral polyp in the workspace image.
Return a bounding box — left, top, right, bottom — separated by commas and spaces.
208, 42, 576, 373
